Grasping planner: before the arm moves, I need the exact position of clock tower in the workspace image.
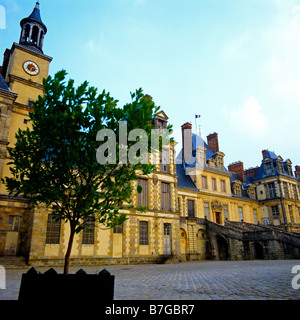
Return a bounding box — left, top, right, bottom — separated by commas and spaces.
0, 1, 52, 194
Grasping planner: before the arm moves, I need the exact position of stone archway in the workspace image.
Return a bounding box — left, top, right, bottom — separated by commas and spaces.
253, 242, 264, 260
216, 235, 229, 260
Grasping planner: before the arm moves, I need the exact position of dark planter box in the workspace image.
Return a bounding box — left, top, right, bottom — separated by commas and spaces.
18, 268, 114, 302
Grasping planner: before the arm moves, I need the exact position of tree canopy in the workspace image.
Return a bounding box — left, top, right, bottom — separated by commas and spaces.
4, 70, 172, 274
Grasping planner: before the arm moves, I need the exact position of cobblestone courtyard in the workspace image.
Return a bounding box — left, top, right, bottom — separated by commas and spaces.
1, 260, 300, 300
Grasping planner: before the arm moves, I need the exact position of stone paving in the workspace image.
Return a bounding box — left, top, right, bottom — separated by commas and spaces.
1, 260, 300, 300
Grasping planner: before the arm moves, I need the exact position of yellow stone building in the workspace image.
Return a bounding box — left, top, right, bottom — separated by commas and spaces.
0, 3, 299, 265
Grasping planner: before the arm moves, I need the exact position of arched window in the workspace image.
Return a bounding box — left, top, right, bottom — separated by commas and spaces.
39, 30, 44, 47
31, 25, 39, 44
24, 24, 31, 42
262, 218, 270, 225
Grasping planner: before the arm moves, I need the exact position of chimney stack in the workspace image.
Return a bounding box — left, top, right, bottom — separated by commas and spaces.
295, 165, 300, 179
262, 149, 267, 159
244, 166, 259, 179
228, 161, 245, 183
207, 132, 219, 154
181, 122, 193, 163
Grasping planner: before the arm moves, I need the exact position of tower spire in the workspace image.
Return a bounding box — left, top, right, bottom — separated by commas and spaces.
19, 1, 47, 54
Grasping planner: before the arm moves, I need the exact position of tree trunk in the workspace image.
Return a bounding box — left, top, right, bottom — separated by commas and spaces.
64, 224, 76, 275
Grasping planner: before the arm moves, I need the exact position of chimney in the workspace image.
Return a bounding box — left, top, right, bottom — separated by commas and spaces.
1, 49, 11, 79
181, 122, 193, 163
244, 166, 259, 179
262, 149, 267, 159
207, 132, 219, 154
228, 161, 245, 183
295, 166, 300, 179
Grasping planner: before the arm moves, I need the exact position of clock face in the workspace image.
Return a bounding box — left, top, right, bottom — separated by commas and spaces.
23, 61, 39, 76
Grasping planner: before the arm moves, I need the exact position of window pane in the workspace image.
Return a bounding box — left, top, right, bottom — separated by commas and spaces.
160, 149, 170, 173
139, 221, 148, 245
46, 214, 61, 244
188, 200, 195, 218
138, 178, 148, 207
204, 202, 210, 220
161, 182, 170, 211
82, 217, 95, 244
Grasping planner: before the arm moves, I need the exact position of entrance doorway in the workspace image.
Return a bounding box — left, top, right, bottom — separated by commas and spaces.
163, 223, 172, 255
215, 212, 221, 224
253, 242, 264, 259
216, 235, 229, 260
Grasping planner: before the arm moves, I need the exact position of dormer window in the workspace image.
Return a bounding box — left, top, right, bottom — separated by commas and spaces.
233, 182, 242, 197
287, 164, 293, 176
156, 119, 167, 129
276, 160, 284, 173
264, 161, 273, 175
154, 111, 169, 131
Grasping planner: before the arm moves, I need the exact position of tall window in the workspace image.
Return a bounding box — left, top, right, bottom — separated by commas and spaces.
283, 182, 289, 198
238, 207, 243, 221
271, 205, 280, 218
139, 221, 149, 245
187, 200, 195, 218
253, 209, 258, 224
46, 214, 61, 244
202, 176, 207, 189
223, 205, 229, 220
7, 216, 20, 231
161, 182, 170, 211
288, 206, 294, 223
212, 178, 216, 191
204, 202, 210, 220
160, 149, 169, 173
138, 178, 148, 207
292, 185, 299, 200
82, 217, 95, 245
268, 183, 276, 198
221, 180, 226, 193
265, 161, 273, 175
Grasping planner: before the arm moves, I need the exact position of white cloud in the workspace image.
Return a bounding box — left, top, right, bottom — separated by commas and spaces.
222, 97, 269, 137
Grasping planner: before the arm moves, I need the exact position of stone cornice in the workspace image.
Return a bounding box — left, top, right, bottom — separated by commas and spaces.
0, 88, 18, 101
8, 74, 44, 91
12, 42, 53, 62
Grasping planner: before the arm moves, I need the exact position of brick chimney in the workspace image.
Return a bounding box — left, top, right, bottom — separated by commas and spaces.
262, 149, 267, 159
228, 161, 245, 183
207, 132, 219, 153
181, 122, 193, 163
244, 166, 259, 179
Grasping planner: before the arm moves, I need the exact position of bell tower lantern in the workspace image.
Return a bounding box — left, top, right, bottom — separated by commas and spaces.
19, 1, 47, 54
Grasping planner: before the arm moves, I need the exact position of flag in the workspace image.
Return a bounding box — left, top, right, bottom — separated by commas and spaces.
195, 115, 201, 118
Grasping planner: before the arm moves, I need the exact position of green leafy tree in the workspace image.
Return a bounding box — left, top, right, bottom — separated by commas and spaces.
3, 70, 172, 274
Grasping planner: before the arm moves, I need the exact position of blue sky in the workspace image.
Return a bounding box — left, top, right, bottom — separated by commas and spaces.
1, 0, 300, 171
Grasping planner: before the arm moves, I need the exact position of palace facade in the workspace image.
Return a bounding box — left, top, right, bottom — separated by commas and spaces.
0, 3, 299, 266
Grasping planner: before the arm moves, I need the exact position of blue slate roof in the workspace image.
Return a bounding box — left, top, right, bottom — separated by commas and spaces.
253, 150, 295, 180
0, 74, 9, 91
176, 163, 198, 191
28, 2, 43, 23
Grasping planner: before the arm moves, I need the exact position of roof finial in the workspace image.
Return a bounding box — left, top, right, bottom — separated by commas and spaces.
35, 1, 40, 9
